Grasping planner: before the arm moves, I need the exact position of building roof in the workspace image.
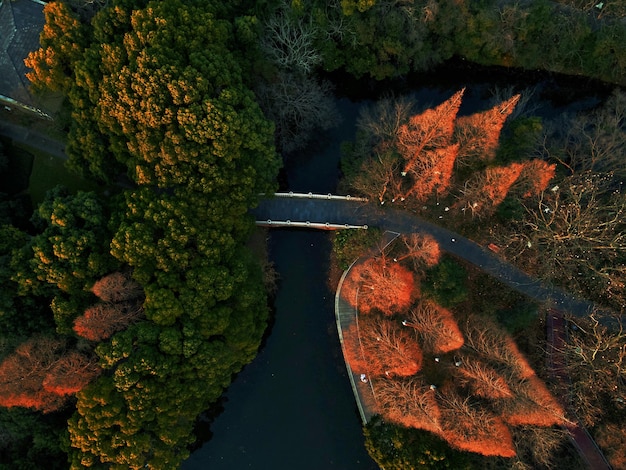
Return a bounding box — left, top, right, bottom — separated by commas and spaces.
0, 0, 46, 114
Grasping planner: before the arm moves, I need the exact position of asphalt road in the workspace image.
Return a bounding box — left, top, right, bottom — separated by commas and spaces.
0, 118, 66, 159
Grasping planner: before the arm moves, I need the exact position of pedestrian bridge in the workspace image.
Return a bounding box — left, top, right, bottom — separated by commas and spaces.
252, 192, 370, 230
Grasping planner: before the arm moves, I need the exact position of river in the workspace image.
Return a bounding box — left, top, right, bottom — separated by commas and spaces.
183, 99, 379, 469
182, 73, 608, 469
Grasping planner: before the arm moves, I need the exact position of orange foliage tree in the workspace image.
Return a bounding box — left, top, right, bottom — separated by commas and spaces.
439, 390, 516, 458
463, 317, 535, 379
457, 162, 524, 218
458, 158, 556, 218
454, 356, 513, 400
394, 90, 465, 202
351, 90, 531, 206
343, 315, 423, 378
90, 271, 143, 303
398, 233, 441, 269
502, 375, 566, 427
397, 89, 465, 175
513, 159, 557, 198
341, 257, 416, 315
454, 94, 521, 164
0, 336, 100, 413
399, 144, 460, 202
404, 301, 464, 353
73, 301, 143, 342
0, 337, 66, 412
375, 378, 442, 433
42, 351, 101, 396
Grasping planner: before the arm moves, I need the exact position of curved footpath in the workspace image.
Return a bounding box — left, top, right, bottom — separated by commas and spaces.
334, 262, 376, 425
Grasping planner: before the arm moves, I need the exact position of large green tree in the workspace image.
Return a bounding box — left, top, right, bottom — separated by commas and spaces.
22, 0, 282, 468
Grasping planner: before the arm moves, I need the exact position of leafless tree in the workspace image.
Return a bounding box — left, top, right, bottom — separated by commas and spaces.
405, 301, 464, 354
344, 315, 423, 377
356, 96, 415, 150
543, 90, 626, 179
66, 0, 108, 21
512, 426, 568, 470
500, 172, 626, 309
489, 86, 541, 121
260, 3, 322, 74
374, 377, 443, 433
347, 148, 404, 203
563, 311, 626, 427
257, 72, 339, 153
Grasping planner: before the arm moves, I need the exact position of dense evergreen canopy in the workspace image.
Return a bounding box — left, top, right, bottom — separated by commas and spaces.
7, 0, 281, 468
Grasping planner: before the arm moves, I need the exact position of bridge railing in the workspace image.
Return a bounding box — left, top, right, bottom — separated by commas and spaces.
265, 192, 369, 202
256, 220, 368, 230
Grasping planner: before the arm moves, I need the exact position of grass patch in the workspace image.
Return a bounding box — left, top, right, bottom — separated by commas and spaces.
0, 137, 34, 194
17, 144, 95, 206
332, 227, 383, 270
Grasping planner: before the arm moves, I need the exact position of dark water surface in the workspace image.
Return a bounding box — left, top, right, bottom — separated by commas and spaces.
183, 230, 377, 469
183, 100, 378, 469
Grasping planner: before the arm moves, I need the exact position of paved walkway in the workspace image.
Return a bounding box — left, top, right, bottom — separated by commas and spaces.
334, 261, 375, 425
0, 118, 67, 159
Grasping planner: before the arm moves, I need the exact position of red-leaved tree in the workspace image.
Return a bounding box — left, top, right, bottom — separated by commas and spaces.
439, 390, 517, 458
42, 350, 101, 396
375, 378, 442, 433
404, 301, 464, 353
513, 159, 557, 198
74, 301, 143, 341
341, 257, 416, 315
397, 89, 465, 175
343, 315, 423, 377
463, 316, 535, 379
90, 271, 143, 303
399, 144, 460, 202
454, 356, 513, 400
454, 94, 521, 164
502, 375, 566, 427
458, 162, 524, 218
0, 337, 66, 412
0, 336, 100, 412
